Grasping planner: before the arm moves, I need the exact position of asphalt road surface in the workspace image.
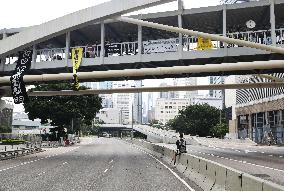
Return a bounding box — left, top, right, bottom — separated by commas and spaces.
0, 138, 200, 191
160, 142, 284, 186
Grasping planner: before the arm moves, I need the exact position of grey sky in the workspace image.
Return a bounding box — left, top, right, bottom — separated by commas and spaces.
0, 0, 220, 29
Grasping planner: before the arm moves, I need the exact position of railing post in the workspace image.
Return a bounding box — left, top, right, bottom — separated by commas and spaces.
65, 31, 70, 67
32, 44, 37, 69
270, 0, 276, 46
223, 4, 228, 51
138, 25, 142, 56
178, 0, 184, 56
100, 22, 105, 64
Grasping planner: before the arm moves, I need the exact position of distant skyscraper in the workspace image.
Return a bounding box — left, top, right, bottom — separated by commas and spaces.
133, 80, 143, 124
173, 78, 197, 99
112, 81, 133, 124
159, 82, 178, 99
209, 76, 224, 99
82, 82, 97, 89
99, 81, 113, 89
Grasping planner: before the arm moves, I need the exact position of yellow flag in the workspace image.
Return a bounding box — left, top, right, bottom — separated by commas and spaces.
71, 48, 83, 91
196, 37, 213, 50
72, 48, 83, 74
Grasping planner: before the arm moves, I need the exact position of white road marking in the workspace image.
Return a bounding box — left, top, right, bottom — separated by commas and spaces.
104, 169, 109, 173
109, 159, 114, 164
133, 146, 195, 191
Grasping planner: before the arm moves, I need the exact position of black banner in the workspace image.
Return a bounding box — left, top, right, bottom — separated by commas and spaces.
10, 50, 33, 104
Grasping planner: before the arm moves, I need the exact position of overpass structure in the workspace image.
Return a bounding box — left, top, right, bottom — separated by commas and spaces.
0, 0, 284, 79
1, 0, 284, 144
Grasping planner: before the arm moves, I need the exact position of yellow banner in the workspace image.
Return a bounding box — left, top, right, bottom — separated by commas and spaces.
72, 48, 83, 91
196, 37, 213, 50
72, 48, 83, 74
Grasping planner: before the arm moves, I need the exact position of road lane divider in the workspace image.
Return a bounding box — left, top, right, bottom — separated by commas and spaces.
129, 139, 284, 191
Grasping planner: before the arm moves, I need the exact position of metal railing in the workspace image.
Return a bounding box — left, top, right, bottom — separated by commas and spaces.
4, 28, 284, 64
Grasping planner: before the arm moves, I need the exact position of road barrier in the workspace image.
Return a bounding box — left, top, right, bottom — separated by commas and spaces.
129, 139, 284, 191
0, 147, 43, 160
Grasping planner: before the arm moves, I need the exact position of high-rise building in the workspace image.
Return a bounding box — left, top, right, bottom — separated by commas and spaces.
112, 81, 133, 124
81, 82, 98, 89
209, 76, 225, 99
173, 78, 198, 99
99, 81, 113, 90
133, 80, 143, 124
155, 98, 190, 124
159, 82, 178, 99
98, 81, 113, 109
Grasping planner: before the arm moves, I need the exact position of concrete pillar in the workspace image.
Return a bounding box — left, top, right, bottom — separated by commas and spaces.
0, 56, 5, 71
65, 31, 71, 67
270, 0, 276, 46
32, 44, 37, 69
100, 22, 105, 64
138, 25, 142, 56
223, 5, 227, 51
178, 0, 184, 56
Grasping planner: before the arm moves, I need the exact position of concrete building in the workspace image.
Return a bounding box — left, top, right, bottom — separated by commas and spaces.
0, 99, 13, 133
173, 78, 198, 99
12, 120, 54, 134
112, 81, 133, 124
235, 74, 284, 144
209, 76, 225, 99
96, 108, 122, 124
133, 80, 143, 124
159, 83, 178, 99
154, 98, 190, 124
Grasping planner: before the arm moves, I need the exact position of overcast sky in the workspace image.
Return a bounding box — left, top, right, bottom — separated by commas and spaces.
0, 0, 220, 29
1, 0, 220, 112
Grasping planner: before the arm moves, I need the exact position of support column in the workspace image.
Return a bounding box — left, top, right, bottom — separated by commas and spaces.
270, 0, 276, 46
178, 0, 184, 56
65, 31, 71, 67
138, 25, 142, 56
223, 5, 227, 51
32, 44, 37, 69
100, 22, 105, 64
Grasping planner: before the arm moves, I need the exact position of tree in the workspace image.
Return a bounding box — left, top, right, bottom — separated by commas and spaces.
24, 83, 102, 136
167, 104, 221, 137
0, 125, 11, 133
210, 123, 228, 138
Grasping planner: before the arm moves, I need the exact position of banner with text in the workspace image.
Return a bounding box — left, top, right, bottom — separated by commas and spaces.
72, 48, 83, 91
143, 38, 178, 54
10, 50, 33, 104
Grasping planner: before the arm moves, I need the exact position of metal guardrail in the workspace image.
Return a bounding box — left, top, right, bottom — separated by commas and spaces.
4, 28, 284, 64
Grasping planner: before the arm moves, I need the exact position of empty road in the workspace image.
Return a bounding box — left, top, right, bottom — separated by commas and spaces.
0, 138, 199, 191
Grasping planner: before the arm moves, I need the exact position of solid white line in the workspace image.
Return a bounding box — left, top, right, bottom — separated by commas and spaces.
104, 169, 108, 173
135, 147, 195, 191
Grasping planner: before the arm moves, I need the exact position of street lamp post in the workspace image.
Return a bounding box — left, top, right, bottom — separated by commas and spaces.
131, 103, 134, 140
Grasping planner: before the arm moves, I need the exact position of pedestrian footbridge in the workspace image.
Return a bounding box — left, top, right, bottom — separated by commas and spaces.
1, 0, 284, 79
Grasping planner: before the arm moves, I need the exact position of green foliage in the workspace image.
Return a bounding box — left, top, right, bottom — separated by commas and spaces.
1, 139, 26, 145
24, 83, 102, 133
149, 119, 159, 126
210, 123, 228, 138
167, 104, 222, 137
0, 125, 11, 133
